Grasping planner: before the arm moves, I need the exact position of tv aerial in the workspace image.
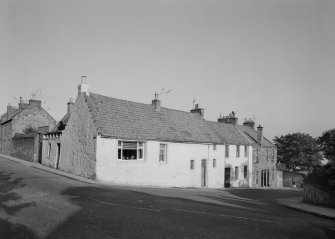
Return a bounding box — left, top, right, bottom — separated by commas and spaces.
155, 78, 173, 101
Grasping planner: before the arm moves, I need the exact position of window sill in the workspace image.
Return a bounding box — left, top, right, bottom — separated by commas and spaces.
117, 159, 145, 163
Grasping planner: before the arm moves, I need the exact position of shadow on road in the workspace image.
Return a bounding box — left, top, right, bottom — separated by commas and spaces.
45, 185, 330, 239
46, 185, 260, 239
0, 171, 38, 239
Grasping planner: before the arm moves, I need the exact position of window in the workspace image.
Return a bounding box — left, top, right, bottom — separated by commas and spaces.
236, 145, 240, 157
47, 143, 51, 158
272, 168, 275, 180
256, 171, 259, 184
272, 149, 275, 161
256, 149, 259, 163
213, 158, 216, 168
225, 145, 229, 157
244, 166, 248, 179
118, 141, 144, 160
235, 166, 239, 180
244, 145, 248, 157
190, 160, 195, 170
159, 144, 167, 162
213, 144, 217, 151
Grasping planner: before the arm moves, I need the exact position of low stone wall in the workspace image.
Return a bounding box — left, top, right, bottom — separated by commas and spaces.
282, 171, 304, 189
12, 133, 39, 162
303, 183, 335, 208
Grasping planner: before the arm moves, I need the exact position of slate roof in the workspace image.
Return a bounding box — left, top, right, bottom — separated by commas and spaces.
208, 122, 252, 145
85, 93, 252, 145
237, 125, 275, 148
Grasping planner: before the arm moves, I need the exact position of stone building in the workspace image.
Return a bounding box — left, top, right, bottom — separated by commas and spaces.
237, 120, 278, 188
0, 97, 56, 160
41, 79, 278, 189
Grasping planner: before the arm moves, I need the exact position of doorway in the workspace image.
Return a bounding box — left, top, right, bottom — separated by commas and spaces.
201, 159, 207, 187
225, 167, 231, 188
55, 143, 61, 169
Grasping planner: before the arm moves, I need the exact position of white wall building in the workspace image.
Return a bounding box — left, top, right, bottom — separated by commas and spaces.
42, 80, 268, 188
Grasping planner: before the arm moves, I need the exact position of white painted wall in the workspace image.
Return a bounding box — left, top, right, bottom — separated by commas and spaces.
223, 145, 253, 187
95, 136, 253, 188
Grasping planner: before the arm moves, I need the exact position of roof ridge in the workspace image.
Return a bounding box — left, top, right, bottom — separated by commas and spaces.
89, 92, 200, 117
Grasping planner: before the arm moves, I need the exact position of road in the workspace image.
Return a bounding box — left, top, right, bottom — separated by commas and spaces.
0, 156, 334, 239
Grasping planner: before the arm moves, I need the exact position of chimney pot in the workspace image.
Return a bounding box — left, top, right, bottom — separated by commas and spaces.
78, 76, 90, 96
218, 111, 238, 125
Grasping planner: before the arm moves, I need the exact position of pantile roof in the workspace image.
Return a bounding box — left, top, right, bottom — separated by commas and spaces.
85, 93, 252, 145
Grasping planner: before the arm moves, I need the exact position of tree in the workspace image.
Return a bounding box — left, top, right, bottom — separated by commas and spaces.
318, 128, 335, 163
273, 133, 322, 172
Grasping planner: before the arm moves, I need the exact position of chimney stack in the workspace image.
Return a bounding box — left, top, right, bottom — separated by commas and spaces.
152, 93, 161, 111
67, 98, 74, 114
190, 104, 204, 119
218, 111, 238, 125
29, 99, 42, 109
7, 104, 16, 120
243, 118, 255, 129
78, 75, 90, 96
257, 124, 263, 146
18, 97, 29, 109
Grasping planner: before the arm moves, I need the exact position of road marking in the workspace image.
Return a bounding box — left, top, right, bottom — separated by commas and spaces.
80, 196, 283, 224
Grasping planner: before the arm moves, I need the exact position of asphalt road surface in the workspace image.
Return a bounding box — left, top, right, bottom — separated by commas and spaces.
0, 156, 334, 239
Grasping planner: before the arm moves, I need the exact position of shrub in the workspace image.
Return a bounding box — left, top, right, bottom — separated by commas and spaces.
304, 162, 335, 193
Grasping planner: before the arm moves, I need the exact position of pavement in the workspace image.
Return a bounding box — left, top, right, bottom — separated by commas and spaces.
1, 153, 334, 220
276, 196, 335, 219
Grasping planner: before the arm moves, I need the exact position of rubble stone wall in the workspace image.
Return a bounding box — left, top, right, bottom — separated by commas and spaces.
59, 94, 97, 179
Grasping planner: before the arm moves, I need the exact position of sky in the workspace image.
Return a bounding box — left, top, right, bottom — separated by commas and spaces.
1, 0, 334, 142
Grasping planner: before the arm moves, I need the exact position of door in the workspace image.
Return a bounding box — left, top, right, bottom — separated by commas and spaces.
225, 167, 231, 188
55, 143, 61, 169
37, 134, 43, 164
201, 159, 207, 187
38, 142, 43, 163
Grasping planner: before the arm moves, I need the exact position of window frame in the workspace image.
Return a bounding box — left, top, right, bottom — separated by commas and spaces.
213, 144, 217, 151
117, 141, 145, 161
256, 149, 260, 163
272, 149, 275, 161
213, 158, 216, 168
159, 143, 167, 163
47, 143, 51, 158
225, 145, 229, 158
190, 160, 195, 170
236, 145, 240, 158
272, 168, 275, 181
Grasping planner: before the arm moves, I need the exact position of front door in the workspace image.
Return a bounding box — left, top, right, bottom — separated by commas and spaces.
225, 167, 231, 188
201, 159, 207, 187
55, 143, 61, 169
